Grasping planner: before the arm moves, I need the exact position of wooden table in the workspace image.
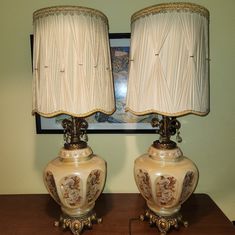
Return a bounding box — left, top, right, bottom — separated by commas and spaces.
0, 193, 234, 235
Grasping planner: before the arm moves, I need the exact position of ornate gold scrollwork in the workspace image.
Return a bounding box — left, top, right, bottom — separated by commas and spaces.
55, 212, 102, 235
140, 209, 188, 235
62, 117, 88, 150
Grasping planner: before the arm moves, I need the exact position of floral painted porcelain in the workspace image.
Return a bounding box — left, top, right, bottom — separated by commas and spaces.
43, 146, 106, 234
134, 145, 199, 217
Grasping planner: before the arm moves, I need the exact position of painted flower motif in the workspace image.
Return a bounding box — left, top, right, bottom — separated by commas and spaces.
156, 175, 176, 206
86, 170, 102, 203
136, 169, 153, 200
44, 171, 61, 204
60, 175, 82, 206
179, 171, 195, 203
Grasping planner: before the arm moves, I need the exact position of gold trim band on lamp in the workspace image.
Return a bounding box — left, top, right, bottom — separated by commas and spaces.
125, 107, 210, 117
131, 2, 210, 23
33, 5, 108, 24
32, 108, 116, 118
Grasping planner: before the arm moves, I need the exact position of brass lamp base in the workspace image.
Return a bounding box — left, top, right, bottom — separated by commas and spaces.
140, 209, 188, 235
55, 211, 102, 235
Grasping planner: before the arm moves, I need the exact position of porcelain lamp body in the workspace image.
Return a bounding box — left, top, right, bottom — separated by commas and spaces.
43, 146, 106, 218
134, 145, 199, 216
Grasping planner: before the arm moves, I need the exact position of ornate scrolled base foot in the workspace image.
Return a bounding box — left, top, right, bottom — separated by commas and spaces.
55, 211, 102, 235
140, 209, 188, 235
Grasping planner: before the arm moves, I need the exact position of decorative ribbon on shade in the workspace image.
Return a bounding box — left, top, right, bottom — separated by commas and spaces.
32, 6, 115, 117
126, 2, 210, 117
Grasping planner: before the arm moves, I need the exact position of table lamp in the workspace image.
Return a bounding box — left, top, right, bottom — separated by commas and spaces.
126, 2, 209, 234
32, 6, 115, 235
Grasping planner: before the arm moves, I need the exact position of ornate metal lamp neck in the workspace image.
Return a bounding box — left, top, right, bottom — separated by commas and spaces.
151, 115, 182, 149
62, 116, 88, 150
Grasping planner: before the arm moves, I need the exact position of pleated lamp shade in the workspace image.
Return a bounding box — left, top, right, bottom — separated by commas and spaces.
126, 2, 210, 117
32, 6, 115, 117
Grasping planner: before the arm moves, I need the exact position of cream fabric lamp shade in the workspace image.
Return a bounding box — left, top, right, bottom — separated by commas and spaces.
32, 6, 115, 117
126, 2, 210, 117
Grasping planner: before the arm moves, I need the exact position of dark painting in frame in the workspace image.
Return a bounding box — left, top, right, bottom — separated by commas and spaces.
31, 33, 157, 134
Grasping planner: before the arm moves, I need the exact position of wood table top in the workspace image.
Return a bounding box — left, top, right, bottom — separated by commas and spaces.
0, 193, 234, 235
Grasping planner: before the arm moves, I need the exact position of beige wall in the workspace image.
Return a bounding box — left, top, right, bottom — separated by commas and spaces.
0, 0, 234, 220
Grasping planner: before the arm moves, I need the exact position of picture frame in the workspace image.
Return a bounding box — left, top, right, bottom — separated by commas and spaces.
31, 33, 157, 134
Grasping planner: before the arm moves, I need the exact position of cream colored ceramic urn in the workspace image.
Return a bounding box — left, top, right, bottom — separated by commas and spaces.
43, 146, 106, 234
134, 145, 199, 217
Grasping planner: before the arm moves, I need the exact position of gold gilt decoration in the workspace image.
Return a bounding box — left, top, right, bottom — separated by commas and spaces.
33, 5, 108, 24
140, 210, 188, 235
55, 211, 102, 235
32, 107, 115, 118
131, 2, 209, 23
125, 107, 209, 118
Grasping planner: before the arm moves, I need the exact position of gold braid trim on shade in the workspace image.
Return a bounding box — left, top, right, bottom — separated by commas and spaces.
33, 5, 108, 24
125, 107, 210, 117
131, 2, 209, 23
32, 108, 116, 118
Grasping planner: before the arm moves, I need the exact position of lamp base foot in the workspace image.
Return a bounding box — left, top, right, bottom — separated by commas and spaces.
140, 209, 188, 235
55, 211, 102, 235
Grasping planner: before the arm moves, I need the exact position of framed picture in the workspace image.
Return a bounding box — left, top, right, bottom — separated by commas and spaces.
32, 33, 157, 134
